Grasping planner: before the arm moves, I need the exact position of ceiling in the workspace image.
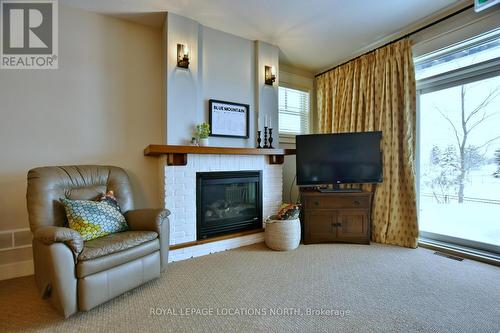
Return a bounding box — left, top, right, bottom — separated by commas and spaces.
61, 0, 469, 74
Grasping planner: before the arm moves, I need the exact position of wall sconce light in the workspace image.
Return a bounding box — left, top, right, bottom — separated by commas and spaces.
265, 65, 276, 85
177, 44, 190, 68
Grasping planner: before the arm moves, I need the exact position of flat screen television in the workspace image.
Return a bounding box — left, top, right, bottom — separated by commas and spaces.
296, 131, 383, 186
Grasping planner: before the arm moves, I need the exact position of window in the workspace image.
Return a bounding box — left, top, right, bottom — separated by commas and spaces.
278, 86, 310, 136
415, 30, 500, 256
415, 30, 500, 80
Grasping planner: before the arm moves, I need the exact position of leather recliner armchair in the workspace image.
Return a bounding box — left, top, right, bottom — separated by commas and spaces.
26, 165, 170, 317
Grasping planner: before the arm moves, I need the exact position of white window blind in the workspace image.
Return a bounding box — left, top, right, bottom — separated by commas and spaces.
278, 86, 310, 135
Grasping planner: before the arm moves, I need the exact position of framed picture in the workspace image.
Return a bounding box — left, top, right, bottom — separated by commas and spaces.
209, 99, 249, 138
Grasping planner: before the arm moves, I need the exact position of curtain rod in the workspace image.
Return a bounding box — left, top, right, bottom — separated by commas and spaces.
315, 3, 475, 77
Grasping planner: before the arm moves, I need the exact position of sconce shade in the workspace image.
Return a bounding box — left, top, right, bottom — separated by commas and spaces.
265, 65, 276, 85
177, 44, 190, 68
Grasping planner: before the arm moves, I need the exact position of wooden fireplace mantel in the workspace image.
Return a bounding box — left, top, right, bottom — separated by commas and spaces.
144, 144, 296, 165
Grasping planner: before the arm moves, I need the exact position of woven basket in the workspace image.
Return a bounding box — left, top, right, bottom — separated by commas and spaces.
264, 216, 301, 251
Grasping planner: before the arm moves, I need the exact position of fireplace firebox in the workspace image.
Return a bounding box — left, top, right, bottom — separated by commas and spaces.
196, 171, 262, 240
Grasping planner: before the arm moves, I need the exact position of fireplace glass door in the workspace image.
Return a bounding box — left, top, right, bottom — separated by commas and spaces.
197, 171, 262, 239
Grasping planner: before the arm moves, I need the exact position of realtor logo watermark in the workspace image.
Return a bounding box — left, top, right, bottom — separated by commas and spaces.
0, 0, 58, 69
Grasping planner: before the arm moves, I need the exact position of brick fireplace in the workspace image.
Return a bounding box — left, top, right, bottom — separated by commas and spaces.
148, 145, 296, 262
196, 171, 263, 240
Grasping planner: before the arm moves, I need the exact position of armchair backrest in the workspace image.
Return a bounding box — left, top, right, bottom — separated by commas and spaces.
27, 165, 133, 232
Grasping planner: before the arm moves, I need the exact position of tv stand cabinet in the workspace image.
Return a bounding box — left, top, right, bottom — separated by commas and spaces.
302, 191, 372, 245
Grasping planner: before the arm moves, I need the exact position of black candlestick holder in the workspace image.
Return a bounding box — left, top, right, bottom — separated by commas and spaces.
257, 130, 262, 148
263, 127, 269, 148
268, 128, 274, 149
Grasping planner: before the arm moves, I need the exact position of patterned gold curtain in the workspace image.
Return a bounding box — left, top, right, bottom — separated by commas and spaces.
316, 39, 418, 248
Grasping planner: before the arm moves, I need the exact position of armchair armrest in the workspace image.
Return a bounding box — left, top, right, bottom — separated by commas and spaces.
34, 226, 84, 257
125, 209, 170, 271
125, 209, 170, 233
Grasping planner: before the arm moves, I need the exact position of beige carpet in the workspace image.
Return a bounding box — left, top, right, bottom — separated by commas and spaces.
0, 243, 499, 333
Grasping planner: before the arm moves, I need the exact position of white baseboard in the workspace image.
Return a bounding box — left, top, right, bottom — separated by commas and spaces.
169, 233, 265, 262
0, 260, 34, 281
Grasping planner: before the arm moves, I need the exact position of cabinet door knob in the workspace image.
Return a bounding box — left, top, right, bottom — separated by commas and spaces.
314, 201, 320, 206
353, 200, 360, 206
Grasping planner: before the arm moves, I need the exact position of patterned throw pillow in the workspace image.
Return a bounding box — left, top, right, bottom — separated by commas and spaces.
60, 192, 128, 241
277, 203, 301, 220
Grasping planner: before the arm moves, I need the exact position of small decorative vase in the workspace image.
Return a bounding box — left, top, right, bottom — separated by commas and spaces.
199, 138, 209, 147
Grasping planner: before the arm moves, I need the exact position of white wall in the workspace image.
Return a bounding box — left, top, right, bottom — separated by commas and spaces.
0, 5, 163, 272
202, 27, 256, 147
255, 41, 279, 139
164, 13, 200, 146
164, 13, 279, 147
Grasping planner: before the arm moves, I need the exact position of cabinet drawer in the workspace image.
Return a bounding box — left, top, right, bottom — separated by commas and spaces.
306, 196, 370, 209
